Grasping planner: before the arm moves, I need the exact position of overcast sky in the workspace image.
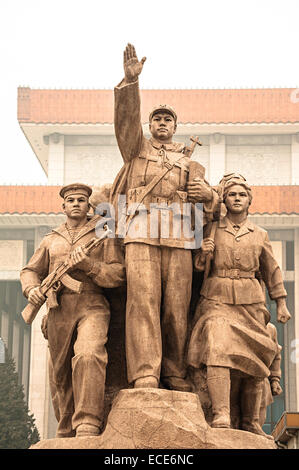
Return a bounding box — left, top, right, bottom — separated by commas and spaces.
0, 0, 298, 184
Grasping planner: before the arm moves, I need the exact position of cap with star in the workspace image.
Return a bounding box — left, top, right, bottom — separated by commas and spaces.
149, 104, 177, 122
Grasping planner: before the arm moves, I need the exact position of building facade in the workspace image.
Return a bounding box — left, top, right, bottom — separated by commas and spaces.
0, 86, 298, 441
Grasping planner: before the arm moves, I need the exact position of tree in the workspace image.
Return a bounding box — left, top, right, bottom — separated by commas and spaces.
0, 345, 40, 449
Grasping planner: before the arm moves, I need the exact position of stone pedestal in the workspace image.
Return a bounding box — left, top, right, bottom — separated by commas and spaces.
31, 389, 277, 450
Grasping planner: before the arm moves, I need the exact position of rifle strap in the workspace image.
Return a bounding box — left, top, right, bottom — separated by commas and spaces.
209, 220, 218, 241
126, 153, 187, 229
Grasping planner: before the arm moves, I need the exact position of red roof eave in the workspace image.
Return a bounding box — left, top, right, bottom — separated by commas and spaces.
17, 87, 299, 125
0, 186, 298, 215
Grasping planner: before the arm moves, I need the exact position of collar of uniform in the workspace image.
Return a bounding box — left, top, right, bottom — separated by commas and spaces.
52, 223, 72, 244
71, 215, 101, 244
218, 216, 255, 236
52, 215, 100, 244
149, 137, 185, 152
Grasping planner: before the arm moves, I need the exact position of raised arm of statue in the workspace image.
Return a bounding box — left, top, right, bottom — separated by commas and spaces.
114, 44, 146, 163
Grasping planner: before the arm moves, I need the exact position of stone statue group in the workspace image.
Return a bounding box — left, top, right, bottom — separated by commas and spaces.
20, 44, 291, 442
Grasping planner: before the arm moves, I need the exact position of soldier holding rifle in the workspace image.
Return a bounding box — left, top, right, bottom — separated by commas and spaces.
20, 183, 125, 438
112, 43, 218, 392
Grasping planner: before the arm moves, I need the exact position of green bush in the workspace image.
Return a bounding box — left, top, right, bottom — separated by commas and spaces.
0, 346, 40, 449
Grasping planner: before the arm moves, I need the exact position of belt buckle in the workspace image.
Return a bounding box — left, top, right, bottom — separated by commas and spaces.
230, 269, 240, 279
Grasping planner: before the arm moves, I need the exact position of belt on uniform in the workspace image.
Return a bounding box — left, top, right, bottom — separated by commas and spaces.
211, 269, 256, 279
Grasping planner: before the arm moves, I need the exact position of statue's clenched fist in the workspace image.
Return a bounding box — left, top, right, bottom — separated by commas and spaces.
187, 178, 213, 203
28, 286, 45, 307
70, 246, 94, 273
276, 297, 291, 324
201, 238, 215, 256
271, 380, 282, 396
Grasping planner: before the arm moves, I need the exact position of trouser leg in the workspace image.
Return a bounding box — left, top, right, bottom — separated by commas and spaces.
125, 243, 162, 384
54, 367, 75, 437
48, 354, 60, 424
241, 376, 273, 439
206, 365, 231, 428
48, 352, 76, 438
161, 247, 192, 380
71, 301, 110, 432
48, 344, 75, 438
47, 297, 78, 437
230, 369, 242, 429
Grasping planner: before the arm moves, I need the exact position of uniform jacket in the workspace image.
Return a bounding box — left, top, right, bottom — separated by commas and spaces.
20, 215, 125, 298
194, 216, 287, 305
112, 79, 218, 248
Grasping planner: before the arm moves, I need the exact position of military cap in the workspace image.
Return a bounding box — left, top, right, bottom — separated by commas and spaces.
149, 104, 177, 122
220, 173, 253, 203
59, 183, 92, 199
220, 173, 247, 185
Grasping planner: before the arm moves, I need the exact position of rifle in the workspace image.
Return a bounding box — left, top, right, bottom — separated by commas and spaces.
203, 221, 217, 282
21, 227, 112, 325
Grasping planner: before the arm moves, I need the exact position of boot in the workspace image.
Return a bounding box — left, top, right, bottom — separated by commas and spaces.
241, 378, 274, 440
162, 376, 192, 392
76, 423, 100, 437
207, 366, 231, 428
134, 376, 159, 388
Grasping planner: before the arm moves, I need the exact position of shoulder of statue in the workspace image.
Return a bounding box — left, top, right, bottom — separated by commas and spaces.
44, 228, 58, 238
84, 214, 101, 229
36, 229, 57, 249
173, 142, 186, 153
251, 222, 267, 236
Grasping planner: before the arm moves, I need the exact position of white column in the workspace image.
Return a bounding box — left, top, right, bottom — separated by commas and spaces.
294, 228, 299, 410
47, 133, 65, 185
28, 226, 51, 439
291, 134, 299, 184
209, 133, 226, 185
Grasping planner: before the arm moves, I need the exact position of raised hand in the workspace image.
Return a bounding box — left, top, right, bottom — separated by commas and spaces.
123, 43, 146, 83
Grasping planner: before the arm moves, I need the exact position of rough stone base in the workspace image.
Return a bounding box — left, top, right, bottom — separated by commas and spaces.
31, 389, 277, 450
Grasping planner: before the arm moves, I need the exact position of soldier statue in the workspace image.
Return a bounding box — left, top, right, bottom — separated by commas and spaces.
111, 43, 219, 392
20, 184, 125, 438
187, 174, 291, 438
